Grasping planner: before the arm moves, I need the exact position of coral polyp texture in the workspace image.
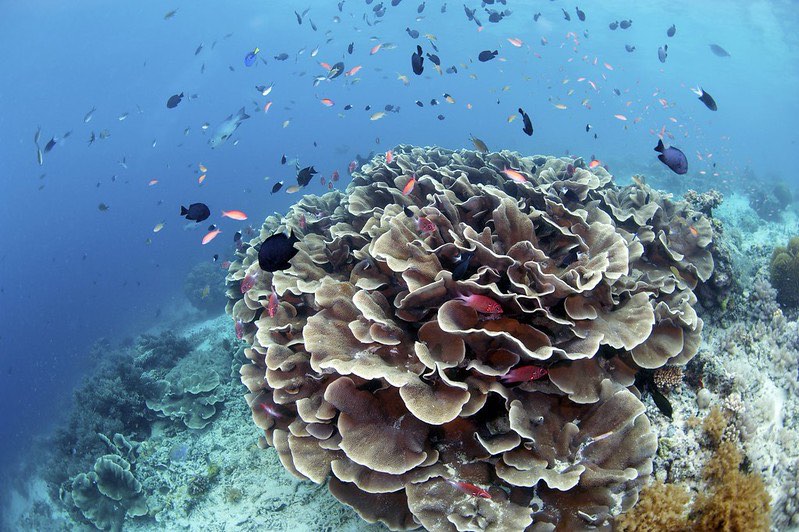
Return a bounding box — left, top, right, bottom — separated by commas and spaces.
225, 145, 712, 530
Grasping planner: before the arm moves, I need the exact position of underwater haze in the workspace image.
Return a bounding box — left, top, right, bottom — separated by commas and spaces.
1, 0, 799, 530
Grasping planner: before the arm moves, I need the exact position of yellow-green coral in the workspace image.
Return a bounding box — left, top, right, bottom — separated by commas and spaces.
770, 237, 799, 306
616, 481, 691, 531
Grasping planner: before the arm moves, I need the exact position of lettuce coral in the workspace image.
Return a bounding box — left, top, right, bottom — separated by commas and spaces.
226, 146, 713, 530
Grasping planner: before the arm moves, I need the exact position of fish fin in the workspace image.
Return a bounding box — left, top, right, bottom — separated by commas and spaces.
657, 154, 667, 164
180, 206, 188, 216
654, 139, 665, 153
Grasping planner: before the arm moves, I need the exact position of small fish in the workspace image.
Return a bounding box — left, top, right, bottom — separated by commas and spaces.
222, 210, 248, 221
267, 289, 279, 317
36, 148, 43, 166
180, 203, 211, 222
297, 166, 318, 186
469, 134, 488, 153
202, 229, 222, 245
517, 108, 533, 136
619, 19, 632, 29
241, 272, 259, 293
209, 107, 250, 148
166, 93, 184, 108
625, 44, 636, 52
502, 167, 526, 184
654, 139, 687, 175
561, 8, 571, 21
286, 185, 301, 194
575, 6, 585, 21
244, 47, 260, 67
613, 114, 627, 121
370, 43, 383, 55
658, 44, 668, 63
195, 43, 203, 55
118, 112, 129, 121
666, 24, 676, 37
164, 8, 178, 20
478, 50, 498, 62
402, 175, 416, 195
370, 111, 386, 121
444, 479, 491, 499
695, 87, 717, 111
320, 98, 335, 107
386, 150, 394, 164
153, 222, 165, 233
411, 45, 424, 75
608, 21, 618, 30
416, 216, 436, 234
258, 231, 300, 272
235, 319, 244, 339
451, 251, 473, 280
44, 137, 57, 153
507, 37, 523, 47
98, 203, 110, 211
271, 181, 284, 194
83, 107, 96, 123
500, 365, 548, 384
345, 65, 362, 76
709, 44, 730, 57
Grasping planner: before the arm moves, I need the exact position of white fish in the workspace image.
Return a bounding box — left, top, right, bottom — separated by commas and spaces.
84, 107, 96, 123
209, 107, 250, 148
118, 112, 129, 121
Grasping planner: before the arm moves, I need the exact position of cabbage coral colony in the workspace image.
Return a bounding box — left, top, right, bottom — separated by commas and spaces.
226, 146, 711, 530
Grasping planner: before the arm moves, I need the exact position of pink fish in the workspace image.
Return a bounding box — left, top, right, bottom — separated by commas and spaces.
455, 293, 503, 314
221, 260, 232, 269
416, 216, 436, 234
202, 229, 222, 245
386, 150, 393, 164
298, 214, 307, 230
348, 160, 358, 174
241, 272, 258, 293
500, 365, 549, 384
257, 401, 286, 419
235, 319, 244, 339
267, 289, 279, 318
331, 170, 340, 182
445, 479, 492, 499
403, 175, 416, 195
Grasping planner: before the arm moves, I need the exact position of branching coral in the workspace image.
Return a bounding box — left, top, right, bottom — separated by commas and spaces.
226, 146, 713, 530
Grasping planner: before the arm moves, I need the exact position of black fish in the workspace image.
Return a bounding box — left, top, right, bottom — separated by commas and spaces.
518, 107, 533, 136
297, 166, 318, 186
338, 1, 344, 11
533, 12, 541, 22
585, 124, 591, 132
406, 27, 419, 39
619, 19, 632, 29
274, 53, 289, 60
44, 137, 57, 153
654, 139, 687, 175
561, 8, 570, 21
417, 1, 425, 13
281, 154, 287, 164
625, 44, 636, 52
437, 114, 445, 120
464, 5, 475, 20
451, 252, 474, 280
650, 386, 673, 419
344, 104, 353, 110
294, 10, 302, 24
478, 50, 498, 62
391, 0, 401, 5
258, 232, 300, 272
271, 181, 283, 194
415, 100, 424, 107
658, 44, 668, 63
441, 2, 446, 13
403, 206, 413, 217
487, 11, 503, 23
234, 231, 242, 242
213, 254, 219, 261
575, 6, 585, 21
328, 61, 345, 79
446, 65, 457, 74
180, 202, 210, 222
208, 224, 217, 232
709, 44, 730, 57
166, 92, 184, 108
411, 45, 424, 75
667, 24, 676, 37
426, 53, 440, 66
348, 42, 354, 54
430, 98, 438, 105
608, 20, 618, 30
697, 88, 717, 111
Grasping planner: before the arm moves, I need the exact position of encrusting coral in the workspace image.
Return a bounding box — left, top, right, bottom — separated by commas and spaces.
225, 146, 715, 530
770, 236, 799, 307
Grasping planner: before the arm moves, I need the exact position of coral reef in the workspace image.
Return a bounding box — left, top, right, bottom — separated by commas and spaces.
184, 261, 228, 312
747, 181, 792, 222
684, 189, 723, 217
615, 481, 691, 531
225, 146, 716, 529
770, 236, 799, 306
145, 368, 225, 430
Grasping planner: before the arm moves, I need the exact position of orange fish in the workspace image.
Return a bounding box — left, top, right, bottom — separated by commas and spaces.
202, 229, 222, 245
689, 226, 699, 237
386, 150, 393, 164
402, 175, 416, 195
263, 101, 273, 113
614, 114, 628, 121
507, 37, 523, 47
148, 179, 158, 186
502, 167, 526, 183
199, 164, 207, 173
445, 479, 492, 499
320, 98, 334, 107
267, 289, 279, 318
345, 65, 362, 76
222, 210, 248, 221
370, 43, 382, 55
198, 174, 206, 184
588, 159, 601, 169
319, 61, 331, 70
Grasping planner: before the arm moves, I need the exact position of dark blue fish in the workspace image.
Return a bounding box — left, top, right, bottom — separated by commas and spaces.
180, 203, 210, 222
561, 8, 570, 21
625, 44, 636, 53
411, 45, 424, 75
166, 92, 183, 108
258, 232, 299, 272
406, 27, 419, 39
667, 24, 676, 37
619, 19, 632, 29
478, 50, 498, 62
697, 88, 717, 111
297, 166, 317, 187
451, 252, 474, 280
654, 139, 687, 175
575, 6, 585, 21
271, 181, 283, 194
518, 108, 533, 136
608, 20, 618, 30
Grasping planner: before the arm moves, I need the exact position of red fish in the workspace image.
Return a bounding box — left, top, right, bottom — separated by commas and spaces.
241, 272, 258, 293
221, 260, 232, 269
416, 216, 436, 234
500, 365, 549, 384
267, 288, 279, 317
445, 479, 492, 499
502, 167, 526, 183
331, 169, 340, 182
320, 98, 335, 107
348, 160, 358, 174
345, 65, 362, 76
403, 175, 416, 195
455, 293, 503, 314
235, 319, 244, 339
299, 214, 307, 230
386, 150, 393, 164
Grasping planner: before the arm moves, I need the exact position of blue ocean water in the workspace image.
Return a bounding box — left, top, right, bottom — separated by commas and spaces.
0, 0, 797, 525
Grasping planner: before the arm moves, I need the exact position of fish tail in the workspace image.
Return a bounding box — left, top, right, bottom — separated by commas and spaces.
654, 139, 664, 153
180, 206, 188, 215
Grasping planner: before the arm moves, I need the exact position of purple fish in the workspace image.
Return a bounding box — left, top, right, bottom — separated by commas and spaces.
654, 139, 687, 175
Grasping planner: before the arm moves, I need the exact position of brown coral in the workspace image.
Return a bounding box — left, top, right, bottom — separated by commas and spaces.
226, 146, 712, 530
